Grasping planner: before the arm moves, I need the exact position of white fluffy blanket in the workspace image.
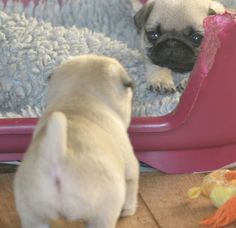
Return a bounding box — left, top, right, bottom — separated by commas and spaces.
1, 0, 234, 118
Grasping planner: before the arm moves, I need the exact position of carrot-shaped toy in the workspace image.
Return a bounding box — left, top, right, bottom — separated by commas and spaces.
188, 169, 236, 227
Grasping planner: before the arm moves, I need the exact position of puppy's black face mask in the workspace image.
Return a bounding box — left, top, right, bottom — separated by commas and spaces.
146, 26, 203, 73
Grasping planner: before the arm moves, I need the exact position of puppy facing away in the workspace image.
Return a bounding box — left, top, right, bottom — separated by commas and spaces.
14, 55, 139, 228
134, 0, 225, 93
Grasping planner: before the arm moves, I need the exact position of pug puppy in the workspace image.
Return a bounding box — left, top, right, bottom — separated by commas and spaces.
134, 0, 225, 93
14, 55, 139, 228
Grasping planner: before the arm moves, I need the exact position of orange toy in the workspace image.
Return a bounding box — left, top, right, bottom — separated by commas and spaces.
188, 169, 236, 227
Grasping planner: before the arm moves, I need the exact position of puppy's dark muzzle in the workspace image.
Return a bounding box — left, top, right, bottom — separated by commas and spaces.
148, 39, 197, 73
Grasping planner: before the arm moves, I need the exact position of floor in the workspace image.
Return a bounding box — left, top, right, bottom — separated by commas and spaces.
0, 165, 235, 228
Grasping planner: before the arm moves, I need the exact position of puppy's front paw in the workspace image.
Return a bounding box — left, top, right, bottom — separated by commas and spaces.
149, 79, 176, 94
120, 206, 137, 217
148, 67, 176, 94
176, 78, 189, 92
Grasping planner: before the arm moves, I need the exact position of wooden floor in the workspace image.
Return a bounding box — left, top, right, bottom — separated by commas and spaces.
1, 167, 236, 228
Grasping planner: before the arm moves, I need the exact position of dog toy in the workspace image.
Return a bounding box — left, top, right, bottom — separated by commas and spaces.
188, 169, 236, 227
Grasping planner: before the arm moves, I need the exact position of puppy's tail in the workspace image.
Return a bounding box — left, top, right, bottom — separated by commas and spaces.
41, 112, 68, 163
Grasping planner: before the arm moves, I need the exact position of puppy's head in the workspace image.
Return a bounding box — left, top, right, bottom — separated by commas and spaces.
134, 0, 225, 73
47, 55, 133, 127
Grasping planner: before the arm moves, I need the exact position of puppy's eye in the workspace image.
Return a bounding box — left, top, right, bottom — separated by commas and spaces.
146, 31, 161, 42
190, 33, 203, 45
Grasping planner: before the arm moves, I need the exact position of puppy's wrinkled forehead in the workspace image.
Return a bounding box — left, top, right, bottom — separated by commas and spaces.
146, 0, 213, 31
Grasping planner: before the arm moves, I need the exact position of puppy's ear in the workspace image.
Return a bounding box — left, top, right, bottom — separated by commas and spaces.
122, 77, 134, 90
48, 72, 54, 81
208, 1, 225, 15
134, 1, 154, 31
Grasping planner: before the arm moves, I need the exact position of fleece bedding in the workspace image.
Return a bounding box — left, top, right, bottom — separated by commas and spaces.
0, 0, 234, 118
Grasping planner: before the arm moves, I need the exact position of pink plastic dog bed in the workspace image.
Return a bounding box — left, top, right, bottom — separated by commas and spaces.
130, 13, 236, 173
0, 1, 236, 173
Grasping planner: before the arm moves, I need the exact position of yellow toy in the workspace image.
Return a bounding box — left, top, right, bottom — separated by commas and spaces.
188, 169, 236, 227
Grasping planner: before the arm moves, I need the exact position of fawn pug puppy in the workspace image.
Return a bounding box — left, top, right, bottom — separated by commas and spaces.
14, 55, 139, 228
134, 0, 225, 93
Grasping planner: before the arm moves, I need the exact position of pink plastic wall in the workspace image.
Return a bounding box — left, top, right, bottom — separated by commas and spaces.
0, 1, 236, 174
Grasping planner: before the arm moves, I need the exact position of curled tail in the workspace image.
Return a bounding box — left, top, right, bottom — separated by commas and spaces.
41, 112, 68, 163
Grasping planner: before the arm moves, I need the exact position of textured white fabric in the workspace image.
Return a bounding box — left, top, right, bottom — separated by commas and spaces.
0, 0, 200, 117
